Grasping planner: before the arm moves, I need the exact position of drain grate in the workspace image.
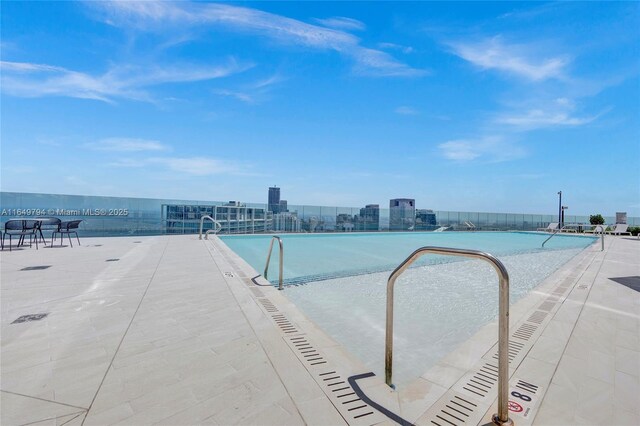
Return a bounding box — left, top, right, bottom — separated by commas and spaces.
317, 371, 377, 420
12, 313, 49, 324
273, 314, 300, 334
429, 395, 479, 425
512, 323, 538, 341
491, 340, 525, 363
105, 258, 119, 262
20, 265, 51, 271
288, 335, 327, 364
527, 310, 548, 324
258, 298, 279, 313
462, 362, 499, 397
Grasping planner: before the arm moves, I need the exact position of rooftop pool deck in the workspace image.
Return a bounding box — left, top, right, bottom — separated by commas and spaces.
1, 233, 638, 425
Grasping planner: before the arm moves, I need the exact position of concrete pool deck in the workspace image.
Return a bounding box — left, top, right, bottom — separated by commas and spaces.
1, 234, 638, 425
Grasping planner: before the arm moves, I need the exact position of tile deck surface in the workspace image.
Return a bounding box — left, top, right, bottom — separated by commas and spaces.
1, 234, 638, 425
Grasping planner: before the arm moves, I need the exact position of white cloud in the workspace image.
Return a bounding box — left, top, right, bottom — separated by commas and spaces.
149, 157, 240, 176
438, 136, 527, 162
251, 73, 284, 89
494, 97, 607, 130
213, 89, 255, 103
314, 16, 366, 32
86, 138, 169, 152
91, 1, 424, 77
378, 42, 414, 54
351, 48, 425, 77
447, 36, 569, 81
213, 73, 284, 104
395, 106, 419, 115
0, 59, 250, 103
439, 140, 481, 161
107, 158, 148, 168
495, 109, 599, 129
108, 155, 250, 176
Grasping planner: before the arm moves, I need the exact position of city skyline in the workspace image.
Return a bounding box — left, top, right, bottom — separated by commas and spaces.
1, 2, 638, 216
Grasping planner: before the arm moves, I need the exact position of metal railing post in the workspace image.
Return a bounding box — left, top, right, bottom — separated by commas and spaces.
595, 225, 605, 251
264, 236, 284, 290
385, 246, 512, 426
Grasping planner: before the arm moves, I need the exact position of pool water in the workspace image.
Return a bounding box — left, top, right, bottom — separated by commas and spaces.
219, 232, 595, 387
220, 232, 596, 284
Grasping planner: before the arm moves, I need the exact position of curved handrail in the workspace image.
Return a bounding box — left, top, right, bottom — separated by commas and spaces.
385, 246, 512, 426
541, 229, 561, 247
543, 225, 605, 251
264, 236, 284, 290
199, 215, 222, 240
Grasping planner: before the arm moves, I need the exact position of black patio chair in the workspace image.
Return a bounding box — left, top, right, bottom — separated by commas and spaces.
1, 219, 40, 251
35, 217, 61, 245
52, 220, 82, 247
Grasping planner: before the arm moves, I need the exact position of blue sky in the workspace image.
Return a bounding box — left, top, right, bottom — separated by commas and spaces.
1, 1, 639, 216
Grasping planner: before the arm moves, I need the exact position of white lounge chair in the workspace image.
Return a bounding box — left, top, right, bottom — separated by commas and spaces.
585, 225, 606, 234
584, 225, 606, 234
606, 224, 632, 236
537, 223, 558, 232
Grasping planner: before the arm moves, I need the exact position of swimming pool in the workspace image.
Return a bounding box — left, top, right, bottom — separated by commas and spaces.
219, 232, 596, 386
220, 231, 596, 284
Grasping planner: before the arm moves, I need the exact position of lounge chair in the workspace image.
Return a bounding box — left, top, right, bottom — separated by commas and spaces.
537, 223, 558, 232
606, 224, 632, 236
584, 225, 606, 234
559, 225, 578, 233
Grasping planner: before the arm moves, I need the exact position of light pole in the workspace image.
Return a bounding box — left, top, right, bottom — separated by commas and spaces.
557, 191, 562, 227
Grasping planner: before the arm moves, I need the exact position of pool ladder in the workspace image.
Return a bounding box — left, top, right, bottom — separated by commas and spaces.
263, 236, 284, 290
199, 215, 222, 240
385, 246, 513, 426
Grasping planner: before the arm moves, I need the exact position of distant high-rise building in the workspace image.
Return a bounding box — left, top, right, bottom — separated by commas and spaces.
415, 209, 437, 231
268, 186, 281, 214
354, 204, 380, 231
389, 198, 415, 231
279, 200, 288, 213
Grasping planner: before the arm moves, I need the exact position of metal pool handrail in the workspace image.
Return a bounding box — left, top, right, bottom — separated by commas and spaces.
385, 246, 512, 426
542, 226, 605, 251
264, 236, 284, 290
199, 215, 222, 240
541, 229, 560, 247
